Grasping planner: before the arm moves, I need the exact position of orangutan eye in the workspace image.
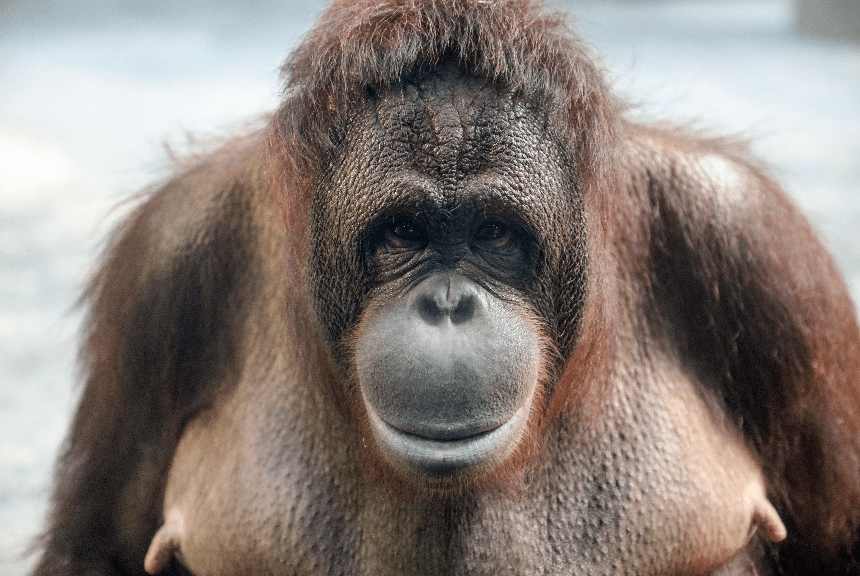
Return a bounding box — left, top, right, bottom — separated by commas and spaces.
474, 221, 511, 249
390, 220, 422, 241
383, 216, 425, 249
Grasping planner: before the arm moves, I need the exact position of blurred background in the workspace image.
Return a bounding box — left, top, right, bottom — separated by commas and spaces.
1, 1, 858, 574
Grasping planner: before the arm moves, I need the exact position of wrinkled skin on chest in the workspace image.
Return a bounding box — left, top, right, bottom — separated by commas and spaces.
158, 352, 783, 576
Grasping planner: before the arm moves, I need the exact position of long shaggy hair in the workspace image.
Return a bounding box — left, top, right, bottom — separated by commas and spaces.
272, 0, 621, 197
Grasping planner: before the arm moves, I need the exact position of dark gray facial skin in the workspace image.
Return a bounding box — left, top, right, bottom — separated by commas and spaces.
355, 272, 541, 478
310, 68, 578, 482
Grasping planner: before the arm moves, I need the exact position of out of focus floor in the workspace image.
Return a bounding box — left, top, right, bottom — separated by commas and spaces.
1, 1, 857, 574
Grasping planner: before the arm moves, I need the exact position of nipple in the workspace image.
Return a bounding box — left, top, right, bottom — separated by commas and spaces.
144, 512, 184, 574
753, 498, 787, 543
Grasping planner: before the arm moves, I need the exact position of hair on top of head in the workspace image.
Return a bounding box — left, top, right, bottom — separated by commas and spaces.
273, 0, 621, 190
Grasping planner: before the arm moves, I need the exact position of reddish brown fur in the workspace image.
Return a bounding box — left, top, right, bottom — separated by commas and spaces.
34, 1, 860, 575
274, 0, 621, 191
617, 126, 860, 570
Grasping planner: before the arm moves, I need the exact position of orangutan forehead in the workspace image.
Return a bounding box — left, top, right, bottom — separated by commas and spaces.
370, 69, 535, 178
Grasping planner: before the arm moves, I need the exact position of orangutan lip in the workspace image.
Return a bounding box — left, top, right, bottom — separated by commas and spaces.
381, 419, 501, 443
364, 401, 530, 478
376, 414, 502, 443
